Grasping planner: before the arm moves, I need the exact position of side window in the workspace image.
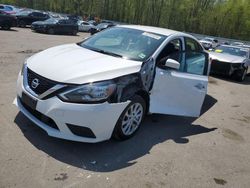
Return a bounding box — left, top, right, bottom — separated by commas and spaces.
39, 13, 46, 18
66, 20, 74, 24
185, 37, 203, 52
58, 20, 66, 24
32, 12, 39, 17
156, 38, 183, 65
184, 52, 206, 75
183, 37, 207, 75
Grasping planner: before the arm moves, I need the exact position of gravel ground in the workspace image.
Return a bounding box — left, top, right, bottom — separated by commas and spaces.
0, 28, 250, 188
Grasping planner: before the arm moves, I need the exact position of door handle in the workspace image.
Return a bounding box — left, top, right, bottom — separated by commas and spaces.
194, 83, 205, 90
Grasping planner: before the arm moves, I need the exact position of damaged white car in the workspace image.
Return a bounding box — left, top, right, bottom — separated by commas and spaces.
209, 45, 250, 81
15, 25, 209, 143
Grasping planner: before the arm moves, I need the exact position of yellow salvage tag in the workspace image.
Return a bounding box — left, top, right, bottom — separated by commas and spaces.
215, 49, 223, 53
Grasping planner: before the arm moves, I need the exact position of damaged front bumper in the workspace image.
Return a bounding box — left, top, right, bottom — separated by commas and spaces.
15, 73, 130, 143
210, 61, 244, 76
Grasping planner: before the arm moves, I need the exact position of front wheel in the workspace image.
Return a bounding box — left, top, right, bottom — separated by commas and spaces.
72, 29, 77, 36
2, 24, 10, 30
234, 67, 248, 82
18, 20, 26, 28
113, 95, 146, 140
48, 28, 55, 35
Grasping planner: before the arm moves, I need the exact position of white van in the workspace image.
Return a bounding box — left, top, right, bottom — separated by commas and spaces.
15, 25, 209, 143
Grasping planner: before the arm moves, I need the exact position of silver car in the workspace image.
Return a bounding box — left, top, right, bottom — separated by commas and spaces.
209, 45, 250, 81
78, 20, 96, 32
199, 37, 218, 50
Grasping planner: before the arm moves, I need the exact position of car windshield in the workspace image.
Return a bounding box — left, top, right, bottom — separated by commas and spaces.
45, 18, 58, 23
79, 27, 167, 61
16, 11, 31, 16
5, 6, 13, 11
215, 46, 248, 57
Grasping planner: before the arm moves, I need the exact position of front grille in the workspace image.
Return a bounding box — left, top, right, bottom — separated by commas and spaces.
210, 60, 232, 75
27, 68, 57, 95
19, 97, 59, 130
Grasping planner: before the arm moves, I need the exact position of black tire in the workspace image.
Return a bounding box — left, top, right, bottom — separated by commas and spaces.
113, 95, 146, 141
48, 28, 55, 35
72, 30, 77, 36
18, 20, 26, 28
234, 67, 248, 82
2, 24, 10, 30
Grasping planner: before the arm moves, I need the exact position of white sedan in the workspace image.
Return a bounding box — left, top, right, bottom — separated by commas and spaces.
15, 25, 209, 143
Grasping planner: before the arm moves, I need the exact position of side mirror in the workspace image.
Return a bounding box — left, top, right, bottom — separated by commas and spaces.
164, 59, 180, 70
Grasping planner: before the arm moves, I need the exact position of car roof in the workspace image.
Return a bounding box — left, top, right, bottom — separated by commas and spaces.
119, 25, 183, 37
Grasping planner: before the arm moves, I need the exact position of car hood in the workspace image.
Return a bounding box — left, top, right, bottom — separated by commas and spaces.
27, 44, 143, 84
200, 40, 212, 44
209, 52, 245, 63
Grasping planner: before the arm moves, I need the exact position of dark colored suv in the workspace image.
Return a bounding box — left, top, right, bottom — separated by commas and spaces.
0, 10, 17, 30
16, 11, 50, 27
31, 18, 78, 35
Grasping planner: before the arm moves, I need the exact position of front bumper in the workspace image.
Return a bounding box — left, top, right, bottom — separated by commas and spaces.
31, 25, 46, 32
15, 73, 129, 143
210, 61, 243, 76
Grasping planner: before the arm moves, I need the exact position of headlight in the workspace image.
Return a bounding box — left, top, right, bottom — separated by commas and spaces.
21, 59, 27, 76
58, 81, 116, 103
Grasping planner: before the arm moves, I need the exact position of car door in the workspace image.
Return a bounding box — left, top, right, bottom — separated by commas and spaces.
28, 12, 37, 24
150, 37, 209, 117
57, 20, 67, 33
64, 20, 74, 33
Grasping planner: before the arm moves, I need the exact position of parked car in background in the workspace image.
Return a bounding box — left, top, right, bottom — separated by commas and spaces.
231, 42, 244, 46
67, 15, 82, 22
88, 20, 97, 26
16, 11, 50, 27
242, 45, 250, 50
0, 4, 18, 14
78, 20, 96, 32
0, 10, 17, 30
31, 18, 78, 35
48, 12, 68, 19
209, 45, 250, 81
90, 22, 116, 35
199, 37, 218, 50
15, 25, 210, 143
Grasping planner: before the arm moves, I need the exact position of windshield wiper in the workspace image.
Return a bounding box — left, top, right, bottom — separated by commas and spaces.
90, 48, 123, 58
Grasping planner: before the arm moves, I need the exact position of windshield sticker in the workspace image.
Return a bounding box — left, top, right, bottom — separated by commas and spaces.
142, 32, 161, 40
215, 49, 223, 53
138, 53, 146, 59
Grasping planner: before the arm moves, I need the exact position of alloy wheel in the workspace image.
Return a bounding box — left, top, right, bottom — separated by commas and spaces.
121, 103, 144, 136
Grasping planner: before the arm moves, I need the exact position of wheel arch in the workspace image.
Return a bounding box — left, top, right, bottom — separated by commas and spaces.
135, 90, 150, 113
